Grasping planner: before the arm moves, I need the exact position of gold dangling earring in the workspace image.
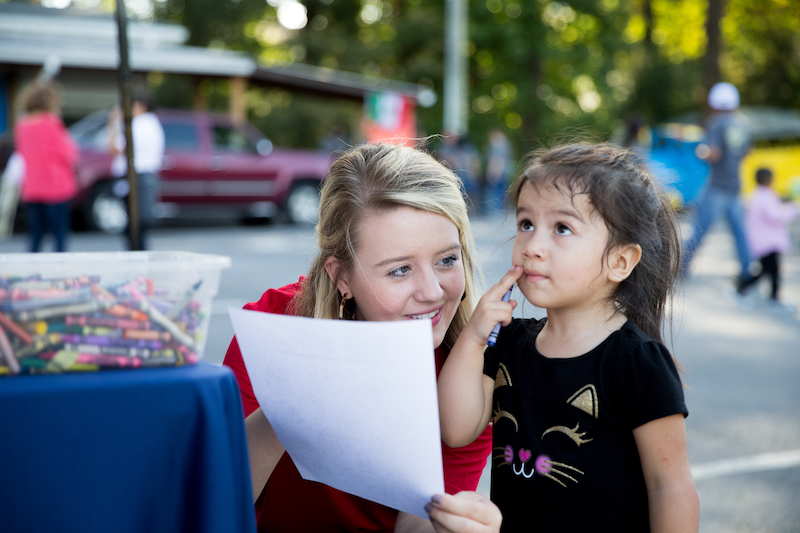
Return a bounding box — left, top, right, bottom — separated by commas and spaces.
339, 293, 347, 320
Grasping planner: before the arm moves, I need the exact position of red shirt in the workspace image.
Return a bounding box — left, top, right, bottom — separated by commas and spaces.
14, 112, 78, 204
223, 278, 492, 532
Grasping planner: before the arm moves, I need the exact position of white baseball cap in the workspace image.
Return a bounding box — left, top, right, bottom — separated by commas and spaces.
708, 82, 740, 111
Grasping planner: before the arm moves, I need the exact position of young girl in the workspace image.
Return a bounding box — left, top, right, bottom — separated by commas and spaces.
737, 167, 798, 312
438, 143, 699, 532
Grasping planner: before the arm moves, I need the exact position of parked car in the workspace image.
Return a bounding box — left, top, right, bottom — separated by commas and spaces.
69, 109, 333, 233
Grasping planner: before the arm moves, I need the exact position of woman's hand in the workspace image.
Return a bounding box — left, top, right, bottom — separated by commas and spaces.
425, 492, 502, 533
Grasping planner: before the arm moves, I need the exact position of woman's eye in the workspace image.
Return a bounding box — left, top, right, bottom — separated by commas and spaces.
389, 265, 411, 278
439, 255, 459, 268
555, 224, 573, 236
518, 220, 534, 232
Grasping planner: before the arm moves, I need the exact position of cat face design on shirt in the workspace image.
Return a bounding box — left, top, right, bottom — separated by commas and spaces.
492, 364, 599, 487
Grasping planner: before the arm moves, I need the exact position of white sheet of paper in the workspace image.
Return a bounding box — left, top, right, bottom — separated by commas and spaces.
228, 308, 445, 519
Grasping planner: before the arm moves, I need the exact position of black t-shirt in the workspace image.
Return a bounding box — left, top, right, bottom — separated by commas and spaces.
483, 318, 687, 533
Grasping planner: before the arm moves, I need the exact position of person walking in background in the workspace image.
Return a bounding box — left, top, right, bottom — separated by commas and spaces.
439, 132, 482, 214
108, 90, 165, 251
682, 82, 754, 291
483, 129, 514, 213
14, 82, 78, 253
737, 167, 798, 312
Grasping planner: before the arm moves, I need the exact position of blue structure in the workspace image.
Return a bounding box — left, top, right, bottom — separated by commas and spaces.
644, 123, 709, 207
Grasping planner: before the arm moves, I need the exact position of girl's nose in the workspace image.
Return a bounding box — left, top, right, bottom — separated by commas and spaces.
416, 268, 445, 302
523, 231, 547, 259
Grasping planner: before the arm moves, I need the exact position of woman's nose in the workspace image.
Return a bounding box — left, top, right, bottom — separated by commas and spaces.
416, 268, 445, 302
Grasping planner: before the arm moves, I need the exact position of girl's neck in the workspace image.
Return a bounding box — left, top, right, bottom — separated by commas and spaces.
536, 304, 627, 359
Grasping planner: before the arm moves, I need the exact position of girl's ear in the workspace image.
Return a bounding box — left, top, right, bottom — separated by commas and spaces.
607, 244, 642, 282
323, 256, 351, 297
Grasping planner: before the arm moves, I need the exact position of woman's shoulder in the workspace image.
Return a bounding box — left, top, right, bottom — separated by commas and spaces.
245, 276, 305, 314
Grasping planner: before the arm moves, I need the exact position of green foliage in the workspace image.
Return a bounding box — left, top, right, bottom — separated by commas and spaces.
141, 0, 800, 157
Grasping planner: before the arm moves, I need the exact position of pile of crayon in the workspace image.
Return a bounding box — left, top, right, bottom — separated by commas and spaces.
0, 274, 206, 375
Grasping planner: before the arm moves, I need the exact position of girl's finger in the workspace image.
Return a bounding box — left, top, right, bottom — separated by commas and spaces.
492, 266, 522, 297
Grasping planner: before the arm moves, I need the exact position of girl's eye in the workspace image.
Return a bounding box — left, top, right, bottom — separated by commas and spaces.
439, 255, 459, 268
555, 224, 573, 236
518, 219, 534, 232
389, 265, 411, 278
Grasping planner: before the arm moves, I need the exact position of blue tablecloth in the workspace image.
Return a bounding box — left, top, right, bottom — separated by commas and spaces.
0, 362, 256, 533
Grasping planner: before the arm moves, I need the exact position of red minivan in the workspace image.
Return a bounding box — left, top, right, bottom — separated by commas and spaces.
69, 109, 334, 234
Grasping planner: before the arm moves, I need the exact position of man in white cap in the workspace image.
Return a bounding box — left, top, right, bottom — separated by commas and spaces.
682, 81, 754, 298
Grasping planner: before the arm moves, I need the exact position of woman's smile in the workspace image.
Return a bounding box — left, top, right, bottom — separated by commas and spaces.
409, 306, 443, 326
335, 206, 465, 349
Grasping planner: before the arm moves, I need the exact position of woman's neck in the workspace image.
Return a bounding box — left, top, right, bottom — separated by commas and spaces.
536, 304, 627, 359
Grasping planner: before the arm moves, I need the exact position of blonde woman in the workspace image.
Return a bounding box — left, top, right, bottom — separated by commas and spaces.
224, 143, 501, 533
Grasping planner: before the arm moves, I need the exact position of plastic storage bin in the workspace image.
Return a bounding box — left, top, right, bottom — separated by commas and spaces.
0, 251, 230, 375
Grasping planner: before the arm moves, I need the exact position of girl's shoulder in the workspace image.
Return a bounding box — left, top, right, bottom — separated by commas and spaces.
605, 320, 680, 377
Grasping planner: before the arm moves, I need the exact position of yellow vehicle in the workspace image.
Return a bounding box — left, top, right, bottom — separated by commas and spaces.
640, 107, 800, 206
739, 107, 800, 200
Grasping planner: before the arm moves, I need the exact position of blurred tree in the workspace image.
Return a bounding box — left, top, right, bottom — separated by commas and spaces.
725, 0, 800, 110
101, 0, 800, 151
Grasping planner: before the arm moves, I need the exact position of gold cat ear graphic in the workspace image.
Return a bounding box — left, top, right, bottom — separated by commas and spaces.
567, 385, 598, 418
495, 363, 512, 390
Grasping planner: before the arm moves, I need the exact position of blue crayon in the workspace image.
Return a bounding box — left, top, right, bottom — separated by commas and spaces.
487, 287, 513, 348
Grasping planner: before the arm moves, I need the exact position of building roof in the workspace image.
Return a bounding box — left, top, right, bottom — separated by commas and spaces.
0, 3, 436, 106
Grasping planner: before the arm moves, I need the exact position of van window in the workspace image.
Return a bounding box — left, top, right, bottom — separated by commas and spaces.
213, 126, 257, 153
163, 123, 199, 151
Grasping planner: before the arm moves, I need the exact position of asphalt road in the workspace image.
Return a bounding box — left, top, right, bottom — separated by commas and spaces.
2, 213, 798, 532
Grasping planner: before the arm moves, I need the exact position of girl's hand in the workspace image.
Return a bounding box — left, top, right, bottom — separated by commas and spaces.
463, 266, 522, 348
425, 492, 502, 533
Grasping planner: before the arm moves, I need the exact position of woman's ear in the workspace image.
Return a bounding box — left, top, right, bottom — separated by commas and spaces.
607, 244, 642, 282
323, 256, 351, 297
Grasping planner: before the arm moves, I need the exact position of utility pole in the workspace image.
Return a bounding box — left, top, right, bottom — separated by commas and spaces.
443, 0, 468, 136
115, 0, 140, 250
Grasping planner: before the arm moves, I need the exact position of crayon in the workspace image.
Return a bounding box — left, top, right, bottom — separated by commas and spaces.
487, 287, 513, 348
20, 355, 47, 369
130, 290, 195, 349
63, 343, 152, 358
65, 315, 151, 330
42, 351, 142, 369
0, 310, 33, 344
1, 288, 94, 313
105, 304, 149, 322
55, 334, 162, 350
14, 300, 109, 322
0, 326, 21, 375
140, 354, 179, 367
0, 288, 71, 300
166, 280, 202, 319
42, 324, 122, 337
40, 351, 101, 373
22, 321, 50, 336
123, 329, 171, 342
14, 334, 62, 358
74, 352, 141, 368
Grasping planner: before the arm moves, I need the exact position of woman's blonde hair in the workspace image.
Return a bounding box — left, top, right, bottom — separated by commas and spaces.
290, 142, 479, 350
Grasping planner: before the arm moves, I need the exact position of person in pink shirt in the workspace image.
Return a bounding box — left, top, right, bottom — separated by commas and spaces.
737, 168, 799, 312
14, 82, 78, 252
